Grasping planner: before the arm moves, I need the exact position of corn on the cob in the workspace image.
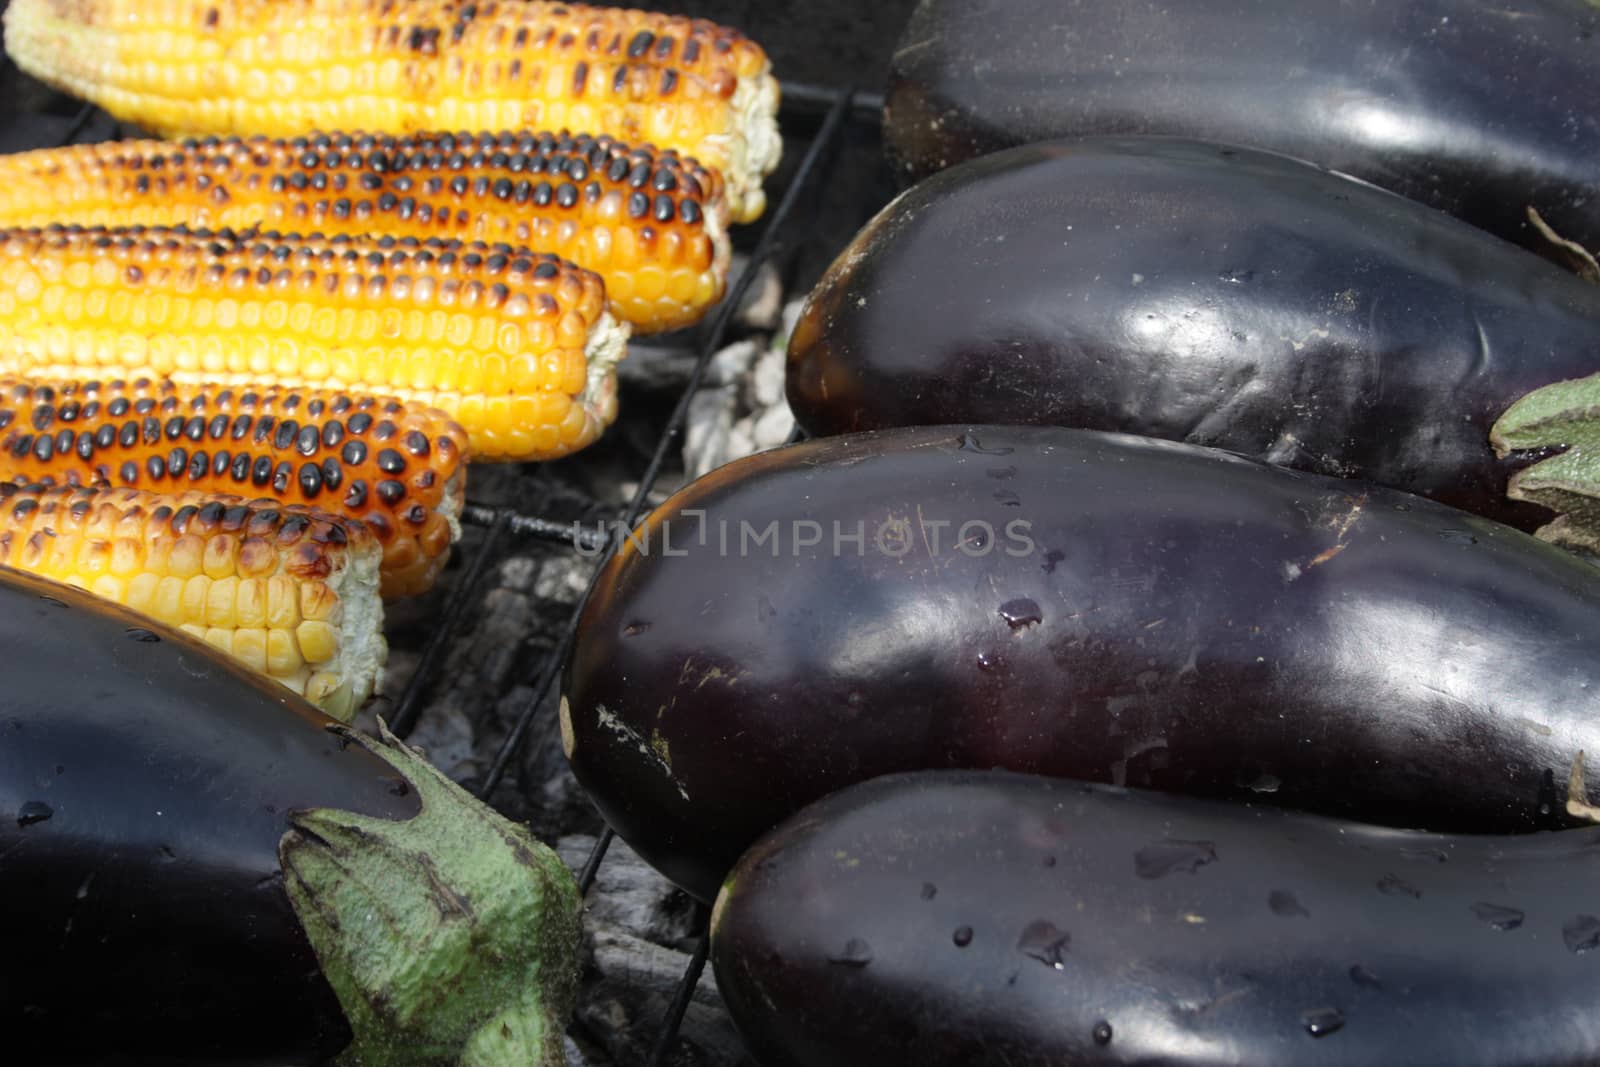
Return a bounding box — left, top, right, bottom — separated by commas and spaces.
0, 130, 731, 334
0, 378, 467, 599
2, 0, 782, 223
0, 481, 384, 720
0, 224, 629, 462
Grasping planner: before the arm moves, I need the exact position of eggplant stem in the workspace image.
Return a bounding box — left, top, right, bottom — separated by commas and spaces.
1566, 751, 1600, 824
1526, 206, 1600, 284
1490, 376, 1600, 553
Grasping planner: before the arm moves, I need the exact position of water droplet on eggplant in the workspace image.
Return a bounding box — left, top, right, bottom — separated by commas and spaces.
957, 433, 1014, 455
827, 938, 872, 967
953, 925, 973, 947
124, 627, 160, 643
16, 800, 52, 827
1563, 915, 1600, 954
1269, 890, 1309, 917
1092, 1020, 1113, 1046
1376, 873, 1421, 898
1134, 840, 1217, 879
1302, 1007, 1345, 1037
1470, 902, 1524, 931
998, 598, 1042, 630
1349, 965, 1382, 989
1017, 920, 1070, 969
1219, 268, 1254, 284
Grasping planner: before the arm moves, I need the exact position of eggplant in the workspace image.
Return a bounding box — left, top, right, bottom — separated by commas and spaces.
562, 425, 1600, 902
0, 567, 582, 1066
786, 137, 1600, 542
713, 768, 1600, 1067
884, 0, 1600, 260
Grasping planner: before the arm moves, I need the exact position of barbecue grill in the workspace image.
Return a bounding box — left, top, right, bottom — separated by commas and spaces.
0, 0, 914, 1061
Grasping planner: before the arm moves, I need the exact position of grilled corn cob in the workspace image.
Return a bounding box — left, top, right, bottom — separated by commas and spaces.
2, 0, 782, 223
0, 130, 731, 334
0, 224, 629, 461
0, 378, 467, 599
0, 481, 383, 719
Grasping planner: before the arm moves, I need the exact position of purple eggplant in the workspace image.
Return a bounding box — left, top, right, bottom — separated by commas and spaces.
786, 137, 1600, 543
884, 0, 1600, 260
0, 567, 581, 1066
562, 425, 1600, 901
714, 769, 1600, 1067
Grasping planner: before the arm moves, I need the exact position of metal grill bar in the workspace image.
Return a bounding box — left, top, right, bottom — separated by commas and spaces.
472, 84, 857, 806
646, 910, 713, 1067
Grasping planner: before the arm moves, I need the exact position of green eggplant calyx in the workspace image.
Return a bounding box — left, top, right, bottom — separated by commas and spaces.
279, 719, 583, 1067
1491, 375, 1600, 554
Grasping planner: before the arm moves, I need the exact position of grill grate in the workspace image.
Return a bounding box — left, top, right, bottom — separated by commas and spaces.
16, 66, 885, 1065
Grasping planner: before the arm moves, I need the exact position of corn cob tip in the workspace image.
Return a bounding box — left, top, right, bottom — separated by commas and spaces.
0, 482, 385, 720
2, 0, 783, 222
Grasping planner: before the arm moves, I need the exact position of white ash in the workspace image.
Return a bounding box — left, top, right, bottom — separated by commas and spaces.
683, 299, 806, 477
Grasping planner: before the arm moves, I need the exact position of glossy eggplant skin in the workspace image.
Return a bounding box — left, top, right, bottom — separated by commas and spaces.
562, 425, 1600, 902
786, 137, 1600, 532
884, 0, 1600, 257
714, 769, 1600, 1067
0, 568, 419, 1066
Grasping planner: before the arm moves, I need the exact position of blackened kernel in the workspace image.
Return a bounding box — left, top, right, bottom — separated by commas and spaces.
231, 453, 251, 482
221, 504, 250, 530
273, 420, 298, 451
653, 168, 678, 192
231, 413, 252, 440
95, 424, 116, 451
533, 260, 559, 280
533, 181, 553, 207
118, 421, 138, 448
184, 415, 206, 442
164, 415, 185, 441
167, 447, 188, 477
628, 160, 651, 188
556, 182, 578, 208
345, 480, 369, 508
142, 417, 162, 445
359, 172, 383, 191
53, 428, 73, 455
322, 420, 345, 448
75, 431, 95, 462
660, 68, 678, 94
653, 194, 674, 222
29, 403, 53, 432
272, 461, 293, 494
188, 451, 209, 480
321, 457, 343, 490
31, 434, 52, 462
627, 29, 654, 57
296, 424, 321, 456
612, 64, 629, 93
607, 156, 630, 182
108, 397, 130, 417
680, 199, 702, 225
212, 450, 231, 476
171, 505, 199, 533
251, 455, 273, 486
401, 430, 431, 458
118, 461, 139, 485
196, 501, 226, 525
58, 400, 80, 423
146, 455, 166, 481
342, 439, 369, 466
299, 462, 323, 498
376, 448, 406, 474
134, 397, 156, 415
207, 413, 230, 440
253, 415, 276, 444
347, 412, 374, 435
376, 479, 407, 505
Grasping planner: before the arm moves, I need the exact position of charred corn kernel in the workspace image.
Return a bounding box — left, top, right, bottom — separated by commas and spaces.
1, 0, 780, 222
0, 226, 629, 463
0, 131, 732, 333
0, 377, 468, 597
0, 482, 384, 719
